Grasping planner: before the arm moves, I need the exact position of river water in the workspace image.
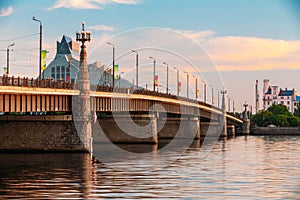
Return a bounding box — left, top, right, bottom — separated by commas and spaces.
0, 135, 300, 199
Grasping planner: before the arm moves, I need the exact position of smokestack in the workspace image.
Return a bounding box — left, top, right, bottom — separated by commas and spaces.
255, 80, 259, 113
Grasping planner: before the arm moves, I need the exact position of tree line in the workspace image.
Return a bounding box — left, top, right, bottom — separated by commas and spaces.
251, 104, 300, 127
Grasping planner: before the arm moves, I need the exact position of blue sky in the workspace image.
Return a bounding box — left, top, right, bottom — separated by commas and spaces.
0, 0, 300, 110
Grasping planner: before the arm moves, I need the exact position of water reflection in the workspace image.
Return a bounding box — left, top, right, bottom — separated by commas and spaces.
0, 136, 300, 199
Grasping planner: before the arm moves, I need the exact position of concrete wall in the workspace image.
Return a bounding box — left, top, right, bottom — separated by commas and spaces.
0, 116, 85, 151
251, 126, 300, 135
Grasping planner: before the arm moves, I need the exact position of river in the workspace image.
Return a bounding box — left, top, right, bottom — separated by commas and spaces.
0, 135, 300, 199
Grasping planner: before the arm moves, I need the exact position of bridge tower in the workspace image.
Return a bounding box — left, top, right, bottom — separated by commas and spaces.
220, 89, 227, 137
242, 103, 250, 134
74, 22, 93, 152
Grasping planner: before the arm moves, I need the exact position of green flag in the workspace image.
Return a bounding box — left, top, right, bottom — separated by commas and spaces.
41, 50, 47, 70
114, 64, 119, 80
3, 67, 8, 75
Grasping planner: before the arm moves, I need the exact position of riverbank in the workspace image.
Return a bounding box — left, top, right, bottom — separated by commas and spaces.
251, 126, 300, 135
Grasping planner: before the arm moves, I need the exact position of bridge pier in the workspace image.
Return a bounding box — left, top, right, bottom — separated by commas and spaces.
157, 116, 200, 140
73, 22, 93, 153
227, 125, 235, 137
221, 89, 227, 137
242, 103, 250, 134
93, 113, 158, 144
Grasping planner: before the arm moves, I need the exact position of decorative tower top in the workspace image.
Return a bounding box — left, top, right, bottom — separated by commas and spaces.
76, 22, 91, 45
243, 102, 249, 120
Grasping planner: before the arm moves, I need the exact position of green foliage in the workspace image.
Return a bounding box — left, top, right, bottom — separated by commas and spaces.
251, 104, 300, 127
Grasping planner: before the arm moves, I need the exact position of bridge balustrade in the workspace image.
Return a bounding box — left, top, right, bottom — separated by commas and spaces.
0, 76, 74, 89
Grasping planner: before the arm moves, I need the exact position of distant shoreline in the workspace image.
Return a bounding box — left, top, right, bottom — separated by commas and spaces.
251, 126, 300, 135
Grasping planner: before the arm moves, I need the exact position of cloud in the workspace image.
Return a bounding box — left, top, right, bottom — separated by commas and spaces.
89, 24, 115, 32
0, 6, 13, 17
207, 37, 300, 71
179, 31, 300, 72
48, 0, 140, 10
180, 30, 215, 42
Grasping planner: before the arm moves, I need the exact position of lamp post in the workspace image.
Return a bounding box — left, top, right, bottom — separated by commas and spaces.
107, 42, 115, 88
192, 75, 198, 100
32, 16, 42, 80
228, 97, 231, 112
173, 66, 179, 96
163, 62, 169, 94
216, 88, 220, 108
149, 56, 156, 92
184, 71, 189, 98
209, 84, 214, 105
201, 80, 206, 103
131, 50, 138, 89
6, 43, 15, 75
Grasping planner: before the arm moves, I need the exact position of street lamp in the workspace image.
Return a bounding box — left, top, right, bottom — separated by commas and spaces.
149, 56, 156, 92
6, 43, 15, 75
131, 50, 138, 89
32, 16, 42, 80
184, 71, 189, 98
209, 84, 214, 105
201, 80, 206, 103
192, 75, 198, 100
163, 62, 169, 94
107, 42, 115, 88
216, 88, 220, 108
172, 67, 180, 96
228, 97, 231, 112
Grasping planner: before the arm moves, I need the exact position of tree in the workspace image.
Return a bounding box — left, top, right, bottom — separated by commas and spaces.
251, 104, 300, 127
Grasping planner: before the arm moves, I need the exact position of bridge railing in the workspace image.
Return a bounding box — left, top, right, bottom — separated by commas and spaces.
0, 76, 74, 89
94, 85, 215, 108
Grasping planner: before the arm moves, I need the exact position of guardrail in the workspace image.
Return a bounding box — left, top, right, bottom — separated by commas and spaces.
0, 75, 74, 89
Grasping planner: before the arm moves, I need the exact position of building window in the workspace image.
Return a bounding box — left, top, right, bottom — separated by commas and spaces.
56, 66, 60, 80
267, 102, 270, 105
51, 67, 55, 79
281, 101, 284, 104
281, 96, 284, 99
61, 66, 65, 81
287, 101, 290, 105
287, 96, 290, 99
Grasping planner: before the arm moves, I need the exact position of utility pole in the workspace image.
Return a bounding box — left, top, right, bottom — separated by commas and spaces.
6, 43, 14, 75
32, 16, 42, 80
149, 56, 156, 92
132, 50, 138, 89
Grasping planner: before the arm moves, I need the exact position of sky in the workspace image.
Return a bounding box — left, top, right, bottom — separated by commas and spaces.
0, 0, 300, 112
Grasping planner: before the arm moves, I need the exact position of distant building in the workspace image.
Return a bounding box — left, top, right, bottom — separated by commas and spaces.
262, 79, 298, 113
43, 35, 132, 87
294, 96, 300, 112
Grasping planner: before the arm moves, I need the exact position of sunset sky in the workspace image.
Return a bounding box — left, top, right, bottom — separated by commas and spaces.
0, 0, 300, 111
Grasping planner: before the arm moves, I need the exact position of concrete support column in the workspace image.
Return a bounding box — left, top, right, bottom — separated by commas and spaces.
227, 125, 235, 137
74, 22, 92, 152
242, 103, 250, 134
220, 90, 227, 137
